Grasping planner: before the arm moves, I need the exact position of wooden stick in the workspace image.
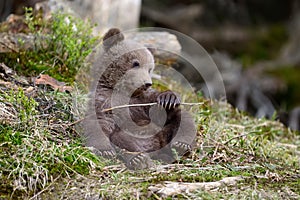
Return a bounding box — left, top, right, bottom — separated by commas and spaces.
101, 102, 204, 112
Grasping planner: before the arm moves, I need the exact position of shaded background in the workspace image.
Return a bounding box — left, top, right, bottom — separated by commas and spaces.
141, 0, 300, 131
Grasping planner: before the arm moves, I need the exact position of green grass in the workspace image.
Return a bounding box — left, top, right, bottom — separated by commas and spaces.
0, 87, 107, 199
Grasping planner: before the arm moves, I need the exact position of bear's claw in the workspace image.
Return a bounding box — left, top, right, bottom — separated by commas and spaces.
171, 141, 192, 156
157, 91, 180, 109
93, 148, 116, 158
127, 153, 154, 170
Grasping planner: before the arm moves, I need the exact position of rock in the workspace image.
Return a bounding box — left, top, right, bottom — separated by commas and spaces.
45, 0, 141, 34
125, 31, 181, 63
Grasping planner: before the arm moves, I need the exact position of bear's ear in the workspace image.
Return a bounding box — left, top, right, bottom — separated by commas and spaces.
102, 28, 124, 50
145, 45, 156, 55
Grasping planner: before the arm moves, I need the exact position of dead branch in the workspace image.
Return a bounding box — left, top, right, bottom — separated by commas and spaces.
148, 176, 243, 197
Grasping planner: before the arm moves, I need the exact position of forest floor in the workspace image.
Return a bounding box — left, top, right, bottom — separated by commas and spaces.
0, 68, 299, 199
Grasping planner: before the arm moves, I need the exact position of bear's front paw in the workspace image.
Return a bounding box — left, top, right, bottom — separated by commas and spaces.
157, 91, 180, 110
171, 141, 192, 156
127, 153, 154, 170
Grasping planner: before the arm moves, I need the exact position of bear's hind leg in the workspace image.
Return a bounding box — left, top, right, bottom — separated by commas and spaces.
114, 145, 154, 170
110, 131, 156, 170
170, 110, 196, 156
83, 114, 116, 158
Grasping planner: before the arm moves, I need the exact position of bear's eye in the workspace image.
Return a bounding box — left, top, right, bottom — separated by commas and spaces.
132, 60, 140, 68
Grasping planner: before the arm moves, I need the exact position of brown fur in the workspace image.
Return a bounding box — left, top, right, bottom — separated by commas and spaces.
88, 28, 196, 169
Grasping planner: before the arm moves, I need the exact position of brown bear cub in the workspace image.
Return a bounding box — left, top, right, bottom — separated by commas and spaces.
88, 28, 196, 170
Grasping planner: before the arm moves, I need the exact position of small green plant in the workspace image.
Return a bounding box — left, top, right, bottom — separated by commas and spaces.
5, 88, 38, 125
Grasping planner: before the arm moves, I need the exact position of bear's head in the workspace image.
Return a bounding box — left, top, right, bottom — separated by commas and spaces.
99, 28, 155, 96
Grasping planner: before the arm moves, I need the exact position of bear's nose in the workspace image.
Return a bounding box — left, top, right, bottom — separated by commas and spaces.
145, 83, 152, 88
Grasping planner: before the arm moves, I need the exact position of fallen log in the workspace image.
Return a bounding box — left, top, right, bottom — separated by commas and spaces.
0, 33, 48, 53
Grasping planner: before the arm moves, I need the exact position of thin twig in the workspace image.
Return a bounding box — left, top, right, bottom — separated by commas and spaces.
0, 41, 18, 53
223, 131, 255, 145
68, 117, 85, 126
101, 102, 204, 112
